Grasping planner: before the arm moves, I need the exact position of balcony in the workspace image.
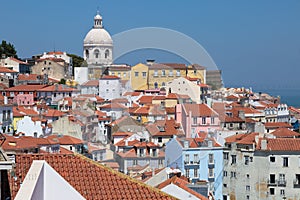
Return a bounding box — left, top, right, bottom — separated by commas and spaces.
184, 161, 200, 166
277, 180, 286, 187
208, 162, 215, 169
293, 180, 300, 188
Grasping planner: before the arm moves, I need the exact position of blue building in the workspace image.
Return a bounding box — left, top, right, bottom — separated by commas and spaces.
165, 136, 223, 199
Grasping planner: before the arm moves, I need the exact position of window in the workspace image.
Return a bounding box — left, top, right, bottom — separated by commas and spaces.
159, 159, 163, 165
154, 70, 158, 77
105, 49, 109, 59
169, 70, 173, 76
223, 152, 229, 160
223, 184, 227, 188
230, 171, 236, 178
106, 81, 109, 84
269, 188, 275, 195
2, 110, 6, 121
211, 117, 215, 124
209, 154, 214, 164
133, 159, 138, 166
185, 154, 189, 163
269, 174, 276, 184
142, 72, 147, 78
246, 174, 250, 178
223, 171, 227, 177
161, 70, 166, 76
152, 149, 157, 157
283, 157, 289, 167
158, 137, 162, 143
278, 174, 285, 186
176, 70, 180, 76
193, 117, 197, 125
245, 156, 249, 165
270, 156, 275, 162
154, 82, 158, 89
231, 155, 236, 164
246, 185, 250, 191
162, 82, 165, 87
202, 117, 206, 124
280, 189, 285, 196
246, 195, 250, 200
185, 168, 190, 177
194, 154, 199, 163
118, 72, 121, 77
139, 148, 145, 157
194, 168, 198, 177
94, 49, 99, 58
106, 89, 109, 92
135, 72, 139, 77
209, 168, 214, 177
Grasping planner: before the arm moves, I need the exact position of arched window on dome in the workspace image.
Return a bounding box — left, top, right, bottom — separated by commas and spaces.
85, 49, 89, 58
105, 49, 109, 59
94, 49, 100, 59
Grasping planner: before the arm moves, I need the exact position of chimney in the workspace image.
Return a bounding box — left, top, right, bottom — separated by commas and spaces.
146, 59, 155, 66
125, 140, 128, 146
208, 140, 213, 147
183, 140, 189, 148
261, 139, 267, 150
4, 96, 7, 105
238, 110, 245, 120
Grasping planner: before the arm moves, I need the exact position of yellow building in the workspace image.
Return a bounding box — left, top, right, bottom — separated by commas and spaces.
130, 62, 207, 91
186, 64, 206, 84
108, 65, 131, 82
130, 63, 149, 90
148, 63, 186, 89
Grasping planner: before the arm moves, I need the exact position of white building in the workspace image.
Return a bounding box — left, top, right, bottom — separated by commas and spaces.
16, 116, 44, 137
99, 75, 121, 100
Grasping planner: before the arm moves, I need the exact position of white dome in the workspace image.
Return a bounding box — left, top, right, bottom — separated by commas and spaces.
83, 28, 113, 46
94, 14, 102, 20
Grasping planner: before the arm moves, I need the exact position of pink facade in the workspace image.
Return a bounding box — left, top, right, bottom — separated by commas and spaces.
176, 104, 220, 138
14, 94, 34, 106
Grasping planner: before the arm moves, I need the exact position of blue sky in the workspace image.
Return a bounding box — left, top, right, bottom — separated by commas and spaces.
1, 0, 300, 90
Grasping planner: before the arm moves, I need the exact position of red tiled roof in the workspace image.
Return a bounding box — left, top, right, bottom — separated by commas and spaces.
123, 91, 141, 96
81, 80, 99, 87
182, 103, 218, 117
257, 138, 300, 151
100, 75, 120, 79
43, 109, 65, 118
37, 84, 79, 92
37, 57, 65, 62
138, 95, 155, 104
6, 84, 47, 91
225, 132, 258, 145
157, 176, 208, 200
0, 67, 18, 73
13, 106, 39, 117
10, 153, 174, 200
264, 122, 292, 129
46, 135, 84, 145
46, 51, 64, 55
9, 57, 29, 65
271, 128, 299, 138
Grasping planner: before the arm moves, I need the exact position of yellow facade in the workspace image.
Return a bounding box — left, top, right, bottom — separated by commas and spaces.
13, 116, 23, 131
130, 63, 149, 90
108, 65, 131, 81
186, 64, 206, 83
148, 66, 186, 89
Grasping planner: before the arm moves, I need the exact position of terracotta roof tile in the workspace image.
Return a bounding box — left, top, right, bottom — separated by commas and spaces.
264, 122, 292, 129
271, 128, 299, 138
257, 138, 300, 151
10, 153, 175, 200
182, 103, 218, 117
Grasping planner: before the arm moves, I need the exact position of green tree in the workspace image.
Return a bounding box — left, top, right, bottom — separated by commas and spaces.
0, 40, 18, 58
67, 54, 86, 67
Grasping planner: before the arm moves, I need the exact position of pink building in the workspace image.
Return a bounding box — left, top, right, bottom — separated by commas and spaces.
176, 103, 220, 138
13, 94, 34, 106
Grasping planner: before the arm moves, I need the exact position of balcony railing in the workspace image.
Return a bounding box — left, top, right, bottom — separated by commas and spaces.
184, 161, 200, 165
277, 180, 286, 187
293, 179, 300, 188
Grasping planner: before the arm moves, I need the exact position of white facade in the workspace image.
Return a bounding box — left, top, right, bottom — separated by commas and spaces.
166, 77, 201, 103
74, 67, 88, 85
83, 12, 113, 65
99, 77, 121, 100
16, 116, 43, 137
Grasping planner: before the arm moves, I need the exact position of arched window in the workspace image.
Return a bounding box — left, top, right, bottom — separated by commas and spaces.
154, 82, 158, 89
94, 49, 100, 58
85, 49, 89, 58
105, 49, 109, 59
162, 82, 166, 87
